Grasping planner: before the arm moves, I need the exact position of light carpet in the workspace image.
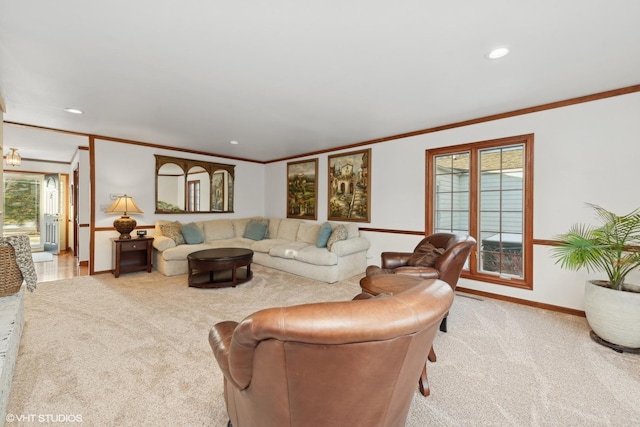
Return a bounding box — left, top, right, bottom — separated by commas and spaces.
7, 265, 640, 426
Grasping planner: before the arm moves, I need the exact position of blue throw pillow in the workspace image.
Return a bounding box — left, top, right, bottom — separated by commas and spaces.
181, 222, 204, 244
316, 222, 333, 248
243, 220, 268, 241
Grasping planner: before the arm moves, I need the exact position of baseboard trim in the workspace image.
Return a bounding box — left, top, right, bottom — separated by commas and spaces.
456, 286, 586, 317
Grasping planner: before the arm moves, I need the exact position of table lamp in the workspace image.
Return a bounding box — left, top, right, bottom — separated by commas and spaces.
105, 195, 143, 239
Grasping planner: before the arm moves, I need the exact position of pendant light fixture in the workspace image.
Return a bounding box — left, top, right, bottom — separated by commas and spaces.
5, 147, 21, 167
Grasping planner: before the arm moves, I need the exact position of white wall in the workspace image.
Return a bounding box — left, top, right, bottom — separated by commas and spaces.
92, 139, 266, 272
71, 148, 91, 262
264, 91, 640, 311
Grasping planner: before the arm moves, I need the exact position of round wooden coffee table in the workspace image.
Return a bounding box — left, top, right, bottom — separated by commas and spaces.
187, 248, 253, 288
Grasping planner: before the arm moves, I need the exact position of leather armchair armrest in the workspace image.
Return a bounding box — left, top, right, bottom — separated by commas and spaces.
209, 321, 242, 389
394, 266, 439, 279
380, 252, 412, 269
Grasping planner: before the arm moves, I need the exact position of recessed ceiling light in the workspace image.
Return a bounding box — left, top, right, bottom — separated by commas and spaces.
230, 140, 239, 145
487, 47, 509, 60
64, 108, 84, 114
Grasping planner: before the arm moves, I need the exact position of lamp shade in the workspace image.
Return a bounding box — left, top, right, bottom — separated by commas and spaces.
105, 195, 143, 215
106, 195, 143, 239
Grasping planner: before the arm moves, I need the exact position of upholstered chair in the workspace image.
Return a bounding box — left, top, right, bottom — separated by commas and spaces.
365, 232, 476, 333
209, 277, 453, 427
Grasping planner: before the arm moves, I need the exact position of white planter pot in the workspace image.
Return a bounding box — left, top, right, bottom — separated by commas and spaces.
584, 280, 640, 349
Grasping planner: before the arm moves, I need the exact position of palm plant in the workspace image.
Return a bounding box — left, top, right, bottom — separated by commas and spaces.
552, 204, 640, 291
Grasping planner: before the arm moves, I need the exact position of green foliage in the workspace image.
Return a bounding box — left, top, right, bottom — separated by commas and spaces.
551, 204, 640, 290
3, 176, 40, 225
156, 200, 183, 212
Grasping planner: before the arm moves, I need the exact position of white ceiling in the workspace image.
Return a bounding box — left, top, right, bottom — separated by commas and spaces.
2, 1, 640, 164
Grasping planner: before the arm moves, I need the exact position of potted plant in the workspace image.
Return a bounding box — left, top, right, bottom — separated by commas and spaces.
551, 204, 640, 351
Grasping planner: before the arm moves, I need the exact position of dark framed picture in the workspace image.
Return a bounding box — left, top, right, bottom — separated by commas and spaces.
328, 148, 370, 222
212, 171, 225, 211
287, 158, 318, 220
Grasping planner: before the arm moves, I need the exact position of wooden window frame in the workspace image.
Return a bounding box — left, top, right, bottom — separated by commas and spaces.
426, 134, 534, 290
187, 179, 201, 212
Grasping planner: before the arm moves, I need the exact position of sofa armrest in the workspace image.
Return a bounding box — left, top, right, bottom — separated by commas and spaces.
380, 252, 412, 269
152, 235, 176, 252
330, 237, 370, 257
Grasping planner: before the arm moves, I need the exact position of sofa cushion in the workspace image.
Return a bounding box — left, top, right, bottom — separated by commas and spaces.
267, 218, 281, 239
233, 217, 266, 238
161, 243, 211, 261
326, 225, 347, 250
203, 219, 235, 241
296, 223, 320, 245
155, 219, 173, 236
316, 222, 333, 248
407, 243, 445, 267
250, 238, 291, 254
330, 222, 359, 239
244, 220, 268, 241
269, 242, 310, 259
276, 219, 302, 241
181, 222, 205, 244
208, 238, 254, 249
232, 217, 253, 238
295, 245, 338, 266
160, 221, 185, 245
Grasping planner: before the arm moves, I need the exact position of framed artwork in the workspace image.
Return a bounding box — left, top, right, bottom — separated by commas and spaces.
287, 158, 318, 219
212, 171, 225, 211
328, 148, 370, 222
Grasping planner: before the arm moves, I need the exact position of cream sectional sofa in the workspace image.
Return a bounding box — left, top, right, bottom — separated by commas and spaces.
152, 217, 370, 283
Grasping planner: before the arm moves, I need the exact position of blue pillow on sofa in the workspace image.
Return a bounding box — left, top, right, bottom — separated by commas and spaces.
181, 222, 204, 244
316, 222, 333, 248
243, 220, 268, 241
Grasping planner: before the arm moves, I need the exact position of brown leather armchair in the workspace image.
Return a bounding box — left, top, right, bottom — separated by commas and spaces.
209, 277, 453, 427
365, 233, 476, 332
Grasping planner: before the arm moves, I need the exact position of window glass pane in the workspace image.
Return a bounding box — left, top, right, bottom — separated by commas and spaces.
455, 173, 470, 192
435, 155, 452, 172
3, 173, 42, 247
479, 210, 500, 233
502, 146, 524, 169
501, 190, 522, 210
435, 174, 452, 192
434, 152, 470, 234
480, 148, 502, 172
480, 190, 500, 211
452, 210, 469, 231
502, 173, 523, 190
501, 211, 523, 234
452, 191, 468, 210
480, 171, 501, 190
436, 192, 452, 208
478, 144, 525, 278
436, 211, 452, 229
453, 152, 470, 170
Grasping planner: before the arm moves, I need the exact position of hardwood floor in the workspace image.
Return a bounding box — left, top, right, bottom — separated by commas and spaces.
33, 250, 89, 283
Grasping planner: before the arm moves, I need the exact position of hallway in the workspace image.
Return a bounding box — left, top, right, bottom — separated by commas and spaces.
33, 250, 88, 283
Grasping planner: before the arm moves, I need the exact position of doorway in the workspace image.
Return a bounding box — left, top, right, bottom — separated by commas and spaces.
3, 172, 68, 252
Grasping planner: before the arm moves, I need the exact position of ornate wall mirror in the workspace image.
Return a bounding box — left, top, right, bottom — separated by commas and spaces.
155, 154, 235, 213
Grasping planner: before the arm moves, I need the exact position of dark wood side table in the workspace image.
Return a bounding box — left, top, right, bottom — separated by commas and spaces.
112, 237, 154, 278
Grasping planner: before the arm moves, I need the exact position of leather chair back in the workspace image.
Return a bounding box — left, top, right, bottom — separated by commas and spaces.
415, 233, 476, 290
209, 277, 453, 427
